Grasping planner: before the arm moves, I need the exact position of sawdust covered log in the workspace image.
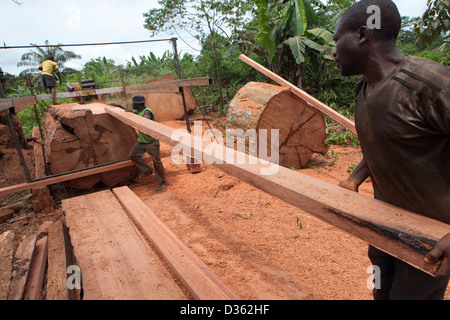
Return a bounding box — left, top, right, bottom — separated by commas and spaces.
42, 103, 138, 189
226, 82, 328, 169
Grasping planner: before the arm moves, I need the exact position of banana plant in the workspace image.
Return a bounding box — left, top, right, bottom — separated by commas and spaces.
254, 0, 336, 87
257, 0, 335, 63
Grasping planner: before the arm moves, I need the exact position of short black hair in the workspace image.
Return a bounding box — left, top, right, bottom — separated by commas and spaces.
339, 0, 401, 42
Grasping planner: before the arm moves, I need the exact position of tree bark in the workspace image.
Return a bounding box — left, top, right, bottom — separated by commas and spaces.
226, 82, 328, 169
42, 103, 138, 189
0, 111, 29, 150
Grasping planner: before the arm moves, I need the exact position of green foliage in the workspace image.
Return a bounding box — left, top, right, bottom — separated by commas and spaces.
418, 49, 450, 66
326, 130, 359, 146
17, 101, 48, 137
252, 0, 338, 91
347, 163, 357, 173
414, 0, 450, 46
16, 40, 81, 76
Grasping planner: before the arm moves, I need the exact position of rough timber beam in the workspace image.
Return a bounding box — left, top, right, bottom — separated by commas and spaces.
106, 106, 450, 277
0, 160, 135, 198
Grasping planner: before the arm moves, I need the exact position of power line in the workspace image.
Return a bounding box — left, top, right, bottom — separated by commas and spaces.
0, 38, 176, 50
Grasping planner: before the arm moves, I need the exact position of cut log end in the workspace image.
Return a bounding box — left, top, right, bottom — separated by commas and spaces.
227, 82, 328, 169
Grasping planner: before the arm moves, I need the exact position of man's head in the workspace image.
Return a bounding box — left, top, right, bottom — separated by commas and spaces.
132, 95, 146, 110
47, 55, 55, 61
333, 0, 401, 76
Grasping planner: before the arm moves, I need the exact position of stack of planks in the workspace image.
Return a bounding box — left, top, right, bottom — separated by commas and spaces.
0, 218, 80, 300
61, 187, 240, 300
61, 186, 316, 300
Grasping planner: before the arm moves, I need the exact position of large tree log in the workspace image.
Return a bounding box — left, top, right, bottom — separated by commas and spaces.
239, 54, 357, 134
42, 103, 138, 189
227, 82, 328, 169
141, 73, 197, 122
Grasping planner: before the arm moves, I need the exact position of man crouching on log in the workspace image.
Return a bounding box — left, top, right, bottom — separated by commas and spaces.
110, 95, 167, 191
334, 0, 449, 299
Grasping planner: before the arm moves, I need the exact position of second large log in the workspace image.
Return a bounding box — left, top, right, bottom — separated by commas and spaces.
43, 103, 138, 189
227, 82, 328, 169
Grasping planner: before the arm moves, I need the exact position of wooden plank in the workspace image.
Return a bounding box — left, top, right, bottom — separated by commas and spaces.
8, 234, 36, 300
62, 190, 187, 300
0, 98, 14, 111
239, 54, 357, 134
106, 106, 450, 276
37, 86, 179, 100
46, 219, 77, 300
0, 96, 37, 113
0, 209, 14, 223
23, 236, 48, 300
0, 230, 15, 300
112, 186, 239, 300
124, 84, 179, 94
13, 96, 38, 113
0, 159, 135, 198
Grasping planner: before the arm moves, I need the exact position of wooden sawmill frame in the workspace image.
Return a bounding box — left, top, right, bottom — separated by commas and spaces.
0, 37, 211, 184
0, 76, 212, 181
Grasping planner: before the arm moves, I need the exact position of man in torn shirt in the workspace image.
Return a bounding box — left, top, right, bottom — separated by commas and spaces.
334, 0, 450, 299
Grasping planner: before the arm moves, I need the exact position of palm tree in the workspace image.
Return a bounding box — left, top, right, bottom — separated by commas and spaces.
17, 40, 81, 76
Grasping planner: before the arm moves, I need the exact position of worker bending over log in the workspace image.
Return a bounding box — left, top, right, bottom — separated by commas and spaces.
110, 95, 167, 191
334, 0, 449, 299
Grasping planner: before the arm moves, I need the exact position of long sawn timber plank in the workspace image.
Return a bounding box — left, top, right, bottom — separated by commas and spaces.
46, 220, 77, 300
8, 234, 36, 300
62, 190, 187, 300
23, 236, 48, 300
112, 186, 239, 300
105, 106, 450, 277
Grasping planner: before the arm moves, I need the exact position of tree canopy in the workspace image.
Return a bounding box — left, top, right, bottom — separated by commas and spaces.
16, 40, 81, 76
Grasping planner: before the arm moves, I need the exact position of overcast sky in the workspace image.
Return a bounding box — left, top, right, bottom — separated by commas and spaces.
0, 0, 429, 76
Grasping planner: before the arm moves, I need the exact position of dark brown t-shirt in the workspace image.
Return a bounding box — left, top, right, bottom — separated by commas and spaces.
355, 56, 450, 223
